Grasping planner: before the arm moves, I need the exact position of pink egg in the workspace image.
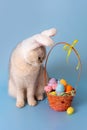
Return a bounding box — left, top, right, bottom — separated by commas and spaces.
44, 86, 52, 92
49, 78, 57, 84
47, 83, 53, 86
52, 83, 57, 90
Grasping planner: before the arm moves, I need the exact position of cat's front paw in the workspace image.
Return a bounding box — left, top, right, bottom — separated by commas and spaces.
36, 94, 44, 101
16, 101, 25, 108
28, 99, 37, 106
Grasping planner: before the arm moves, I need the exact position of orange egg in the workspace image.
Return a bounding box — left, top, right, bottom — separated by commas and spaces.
66, 84, 73, 92
60, 79, 67, 86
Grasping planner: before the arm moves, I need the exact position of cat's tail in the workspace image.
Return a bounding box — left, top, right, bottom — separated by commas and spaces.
8, 79, 17, 98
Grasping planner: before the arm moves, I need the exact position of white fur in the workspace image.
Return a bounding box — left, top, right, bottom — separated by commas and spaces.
21, 28, 57, 60
8, 28, 57, 108
41, 28, 57, 36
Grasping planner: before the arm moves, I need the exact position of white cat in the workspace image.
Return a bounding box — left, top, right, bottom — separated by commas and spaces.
8, 28, 57, 108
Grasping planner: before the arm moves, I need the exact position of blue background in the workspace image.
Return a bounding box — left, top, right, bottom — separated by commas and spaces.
0, 0, 87, 130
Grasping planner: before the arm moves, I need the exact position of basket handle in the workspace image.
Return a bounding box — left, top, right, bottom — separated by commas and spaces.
44, 42, 82, 89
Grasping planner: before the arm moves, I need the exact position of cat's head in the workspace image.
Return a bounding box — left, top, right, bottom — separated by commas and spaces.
21, 28, 57, 66
25, 46, 46, 66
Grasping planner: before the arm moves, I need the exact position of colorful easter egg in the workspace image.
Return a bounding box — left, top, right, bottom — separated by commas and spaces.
48, 83, 53, 87
56, 81, 65, 94
52, 83, 57, 90
49, 78, 57, 84
49, 91, 56, 96
44, 86, 52, 93
66, 84, 73, 92
60, 79, 67, 86
48, 78, 57, 90
67, 107, 74, 115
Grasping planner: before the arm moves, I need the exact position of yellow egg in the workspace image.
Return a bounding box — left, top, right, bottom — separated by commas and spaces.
60, 79, 67, 86
50, 91, 56, 96
67, 107, 74, 115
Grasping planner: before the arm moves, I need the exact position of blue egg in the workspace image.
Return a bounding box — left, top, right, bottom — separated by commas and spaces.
56, 81, 65, 94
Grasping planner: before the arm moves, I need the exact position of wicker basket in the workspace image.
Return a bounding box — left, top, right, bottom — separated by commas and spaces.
47, 93, 74, 111
44, 42, 82, 111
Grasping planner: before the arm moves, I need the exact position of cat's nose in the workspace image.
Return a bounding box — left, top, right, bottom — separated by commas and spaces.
38, 57, 43, 63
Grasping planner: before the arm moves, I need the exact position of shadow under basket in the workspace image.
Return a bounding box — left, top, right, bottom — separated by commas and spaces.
47, 93, 75, 111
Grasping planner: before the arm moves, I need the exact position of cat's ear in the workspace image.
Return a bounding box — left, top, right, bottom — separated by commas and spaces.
41, 28, 57, 37
33, 28, 57, 46
33, 34, 54, 46
21, 28, 57, 53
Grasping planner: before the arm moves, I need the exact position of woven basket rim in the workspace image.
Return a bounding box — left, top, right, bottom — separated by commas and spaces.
47, 88, 76, 96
